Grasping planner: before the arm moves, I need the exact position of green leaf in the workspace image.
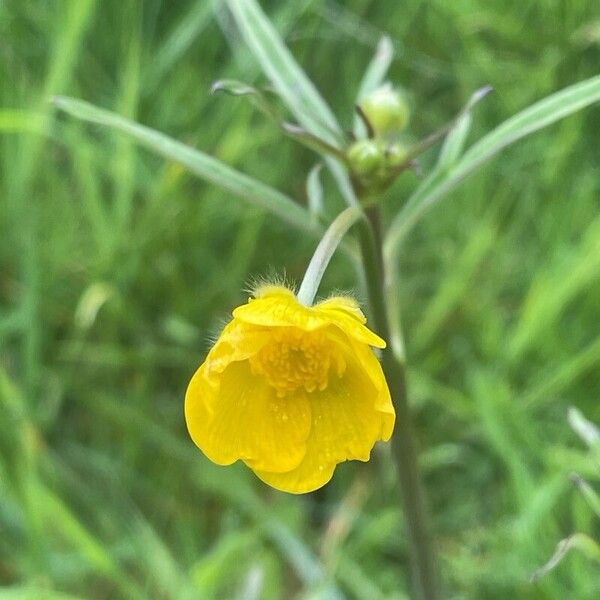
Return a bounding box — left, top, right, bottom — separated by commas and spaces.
568, 407, 600, 467
281, 122, 346, 160
226, 0, 360, 209
212, 81, 345, 159
51, 95, 315, 234
143, 1, 213, 92
190, 530, 257, 596
226, 0, 343, 148
36, 483, 143, 598
306, 163, 324, 222
568, 407, 600, 449
437, 87, 494, 171
211, 78, 282, 122
384, 74, 600, 257
435, 111, 472, 170
571, 474, 600, 519
530, 533, 600, 582
386, 85, 492, 178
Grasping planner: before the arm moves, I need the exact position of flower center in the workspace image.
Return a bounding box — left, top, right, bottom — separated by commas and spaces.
249, 328, 345, 397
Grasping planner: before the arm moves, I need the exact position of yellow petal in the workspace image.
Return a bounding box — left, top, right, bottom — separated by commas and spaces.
316, 296, 367, 323
233, 287, 326, 331
376, 384, 395, 441
321, 326, 395, 441
252, 452, 336, 494
345, 338, 395, 440
185, 360, 311, 472
253, 357, 389, 493
233, 288, 386, 349
203, 320, 270, 385
315, 297, 386, 348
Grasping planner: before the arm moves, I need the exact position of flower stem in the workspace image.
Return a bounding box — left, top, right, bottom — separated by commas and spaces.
357, 209, 441, 600
297, 206, 363, 306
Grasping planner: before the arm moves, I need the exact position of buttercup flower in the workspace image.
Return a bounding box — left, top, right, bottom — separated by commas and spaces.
185, 285, 395, 494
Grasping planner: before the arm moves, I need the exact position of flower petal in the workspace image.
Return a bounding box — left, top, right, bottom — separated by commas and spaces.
233, 287, 326, 331
315, 297, 386, 348
185, 360, 311, 472
203, 320, 270, 385
233, 288, 386, 349
316, 296, 367, 323
252, 451, 336, 494
345, 338, 395, 440
253, 357, 389, 493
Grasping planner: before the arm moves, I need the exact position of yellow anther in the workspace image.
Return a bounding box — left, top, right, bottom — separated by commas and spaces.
249, 328, 344, 396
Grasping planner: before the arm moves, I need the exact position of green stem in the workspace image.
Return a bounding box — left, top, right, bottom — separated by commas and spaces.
357, 210, 441, 600
297, 206, 363, 306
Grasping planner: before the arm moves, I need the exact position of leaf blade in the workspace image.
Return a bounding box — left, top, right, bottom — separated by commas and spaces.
51, 95, 315, 234
226, 0, 360, 208
226, 0, 343, 148
384, 74, 600, 257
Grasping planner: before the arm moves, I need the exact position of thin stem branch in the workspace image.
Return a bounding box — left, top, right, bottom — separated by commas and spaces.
297, 206, 363, 306
357, 209, 441, 600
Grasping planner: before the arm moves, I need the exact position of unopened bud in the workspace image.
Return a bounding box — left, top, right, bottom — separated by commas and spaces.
385, 143, 409, 169
347, 139, 384, 176
360, 84, 409, 136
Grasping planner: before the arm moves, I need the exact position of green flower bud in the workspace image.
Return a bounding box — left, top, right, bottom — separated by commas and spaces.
347, 139, 384, 177
359, 84, 409, 136
385, 143, 409, 169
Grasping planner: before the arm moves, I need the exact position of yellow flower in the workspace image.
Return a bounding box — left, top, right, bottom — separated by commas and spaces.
185, 285, 395, 494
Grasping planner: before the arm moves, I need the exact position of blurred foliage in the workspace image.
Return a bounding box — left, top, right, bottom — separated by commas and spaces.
1, 0, 599, 598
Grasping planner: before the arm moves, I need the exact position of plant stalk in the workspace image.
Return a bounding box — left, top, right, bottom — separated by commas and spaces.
357, 210, 441, 600
297, 206, 363, 306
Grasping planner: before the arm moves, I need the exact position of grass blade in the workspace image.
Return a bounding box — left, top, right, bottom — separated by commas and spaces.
51, 96, 315, 234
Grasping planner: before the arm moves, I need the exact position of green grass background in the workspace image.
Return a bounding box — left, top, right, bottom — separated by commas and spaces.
1, 0, 600, 598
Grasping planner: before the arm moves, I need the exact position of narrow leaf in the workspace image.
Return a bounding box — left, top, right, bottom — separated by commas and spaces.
356, 36, 394, 102
211, 78, 281, 122
568, 407, 600, 449
226, 0, 360, 208
530, 533, 600, 582
306, 163, 324, 221
571, 473, 600, 519
435, 112, 472, 170
281, 122, 346, 160
212, 81, 346, 159
226, 0, 343, 148
568, 407, 600, 467
387, 86, 492, 177
52, 95, 315, 234
385, 74, 600, 257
